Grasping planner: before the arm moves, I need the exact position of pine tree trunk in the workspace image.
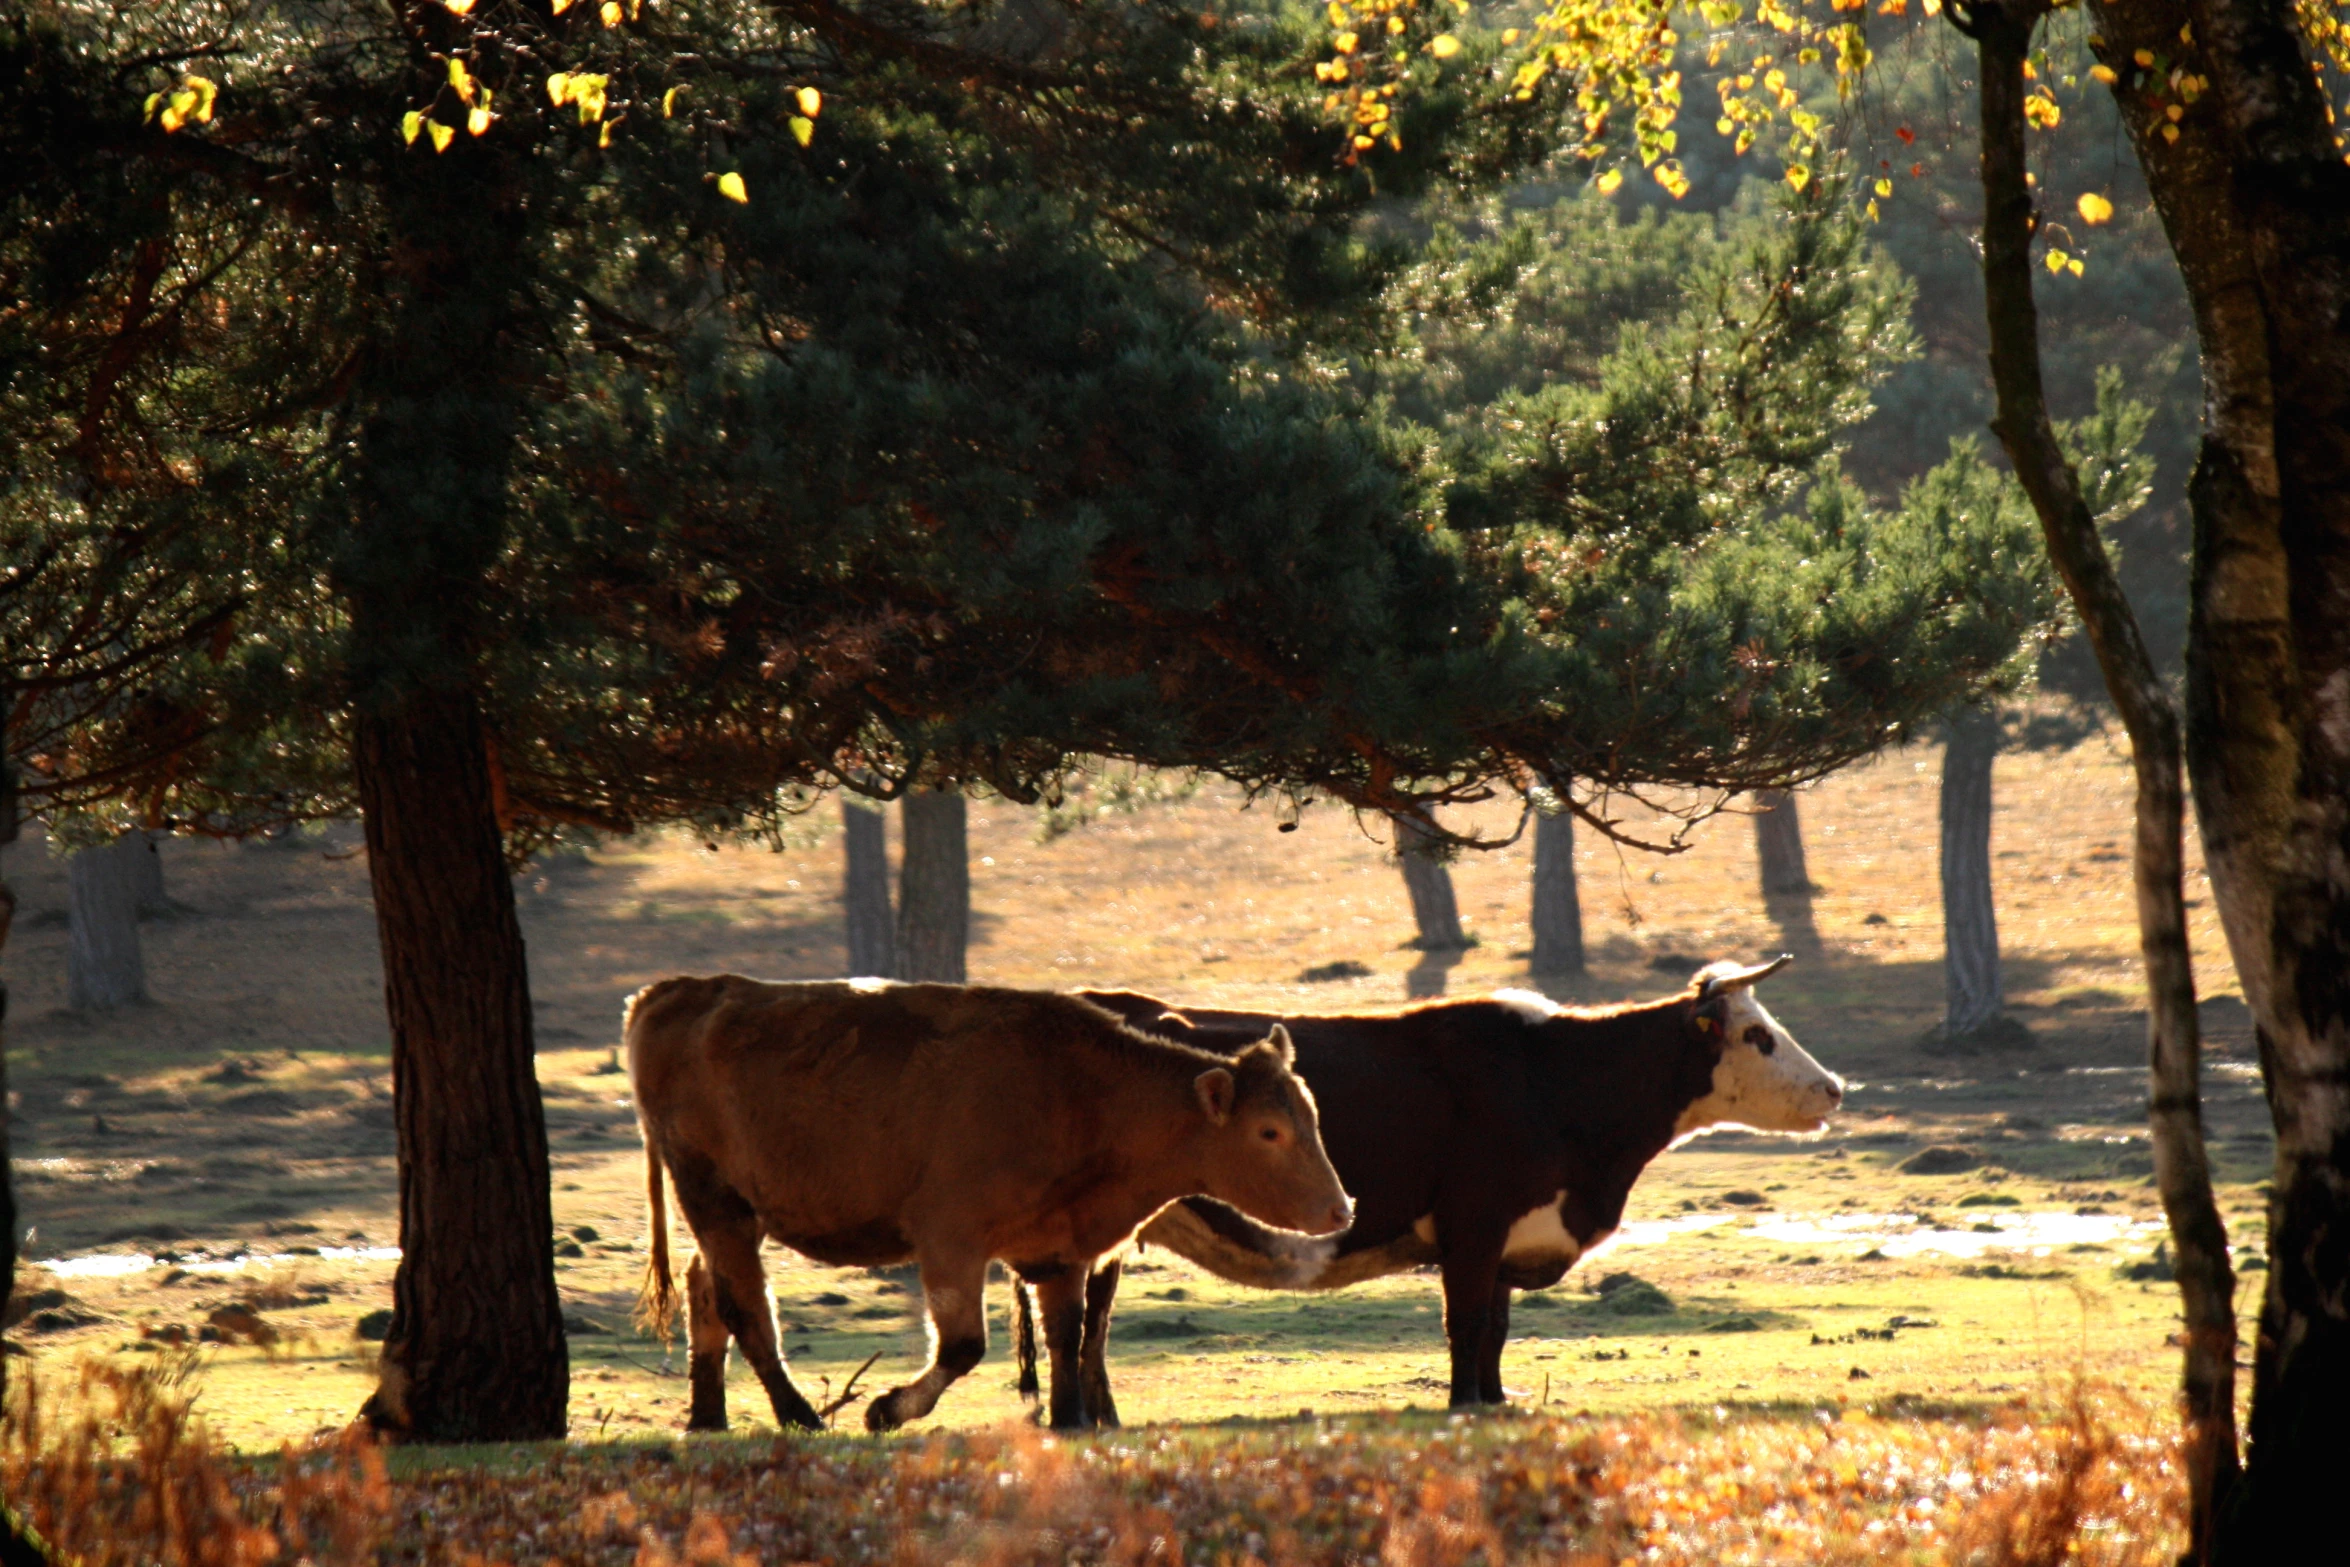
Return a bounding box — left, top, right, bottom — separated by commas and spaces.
351, 678, 568, 1442
1396, 814, 1467, 950
895, 790, 968, 983
66, 834, 146, 1010
1530, 801, 1584, 976
1937, 710, 2005, 1039
1971, 5, 2242, 1553
1752, 789, 1814, 894
0, 771, 45, 1565
842, 795, 894, 978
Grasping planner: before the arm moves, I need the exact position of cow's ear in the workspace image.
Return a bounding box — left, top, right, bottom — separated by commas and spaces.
1195, 1067, 1237, 1126
1262, 1024, 1295, 1068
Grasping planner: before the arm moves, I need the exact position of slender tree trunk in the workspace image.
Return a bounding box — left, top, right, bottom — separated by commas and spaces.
895, 789, 969, 983
0, 767, 50, 1565
1530, 800, 1584, 976
1752, 789, 1814, 895
842, 795, 895, 978
351, 678, 567, 1441
1396, 813, 1468, 951
1961, 4, 2240, 1552
65, 834, 145, 1010
1937, 709, 2006, 1039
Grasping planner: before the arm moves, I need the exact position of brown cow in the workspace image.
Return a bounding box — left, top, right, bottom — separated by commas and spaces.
1016, 958, 1840, 1420
627, 976, 1350, 1432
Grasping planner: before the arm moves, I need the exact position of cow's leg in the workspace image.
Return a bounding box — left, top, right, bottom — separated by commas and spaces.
1077, 1257, 1124, 1429
866, 1251, 989, 1433
1477, 1287, 1512, 1406
687, 1211, 822, 1432
1437, 1241, 1508, 1409
685, 1253, 731, 1431
1032, 1267, 1094, 1431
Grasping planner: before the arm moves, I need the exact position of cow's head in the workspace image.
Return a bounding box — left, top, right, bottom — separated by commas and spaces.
1674, 956, 1843, 1138
1191, 1026, 1354, 1237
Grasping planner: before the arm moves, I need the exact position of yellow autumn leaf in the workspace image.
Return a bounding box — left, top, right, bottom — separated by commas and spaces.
2077, 191, 2114, 223
663, 86, 683, 118
2045, 247, 2069, 273
1786, 162, 1810, 190
789, 115, 815, 146
796, 87, 822, 117
1874, 176, 1893, 196
2090, 63, 2118, 84
552, 0, 575, 11
443, 0, 475, 12
1502, 27, 1520, 42
601, 1, 623, 25
1866, 197, 1880, 220
428, 119, 455, 153
1326, 1, 1346, 24
598, 119, 614, 148
547, 72, 572, 106
1388, 17, 1405, 34
2134, 48, 2155, 66
468, 103, 492, 136
1596, 168, 1624, 194
448, 58, 474, 103
1430, 34, 1462, 58
2162, 122, 2181, 142
2068, 257, 2085, 276
716, 171, 748, 202
402, 109, 425, 144
1335, 30, 1359, 52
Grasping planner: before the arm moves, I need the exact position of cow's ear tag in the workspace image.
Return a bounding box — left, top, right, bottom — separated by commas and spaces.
1693, 1014, 1715, 1034
1195, 1066, 1236, 1126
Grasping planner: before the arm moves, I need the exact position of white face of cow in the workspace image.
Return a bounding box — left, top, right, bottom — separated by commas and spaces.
1673, 960, 1843, 1139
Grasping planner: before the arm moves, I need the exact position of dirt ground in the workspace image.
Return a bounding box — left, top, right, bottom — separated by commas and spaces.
0, 729, 2271, 1449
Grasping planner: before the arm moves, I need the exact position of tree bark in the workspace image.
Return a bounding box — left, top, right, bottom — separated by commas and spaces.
895, 789, 969, 983
1752, 789, 1814, 895
1396, 813, 1468, 950
65, 833, 146, 1010
1959, 3, 2241, 1553
127, 830, 165, 918
1937, 709, 2007, 1039
841, 795, 895, 978
351, 678, 567, 1442
1530, 799, 1585, 976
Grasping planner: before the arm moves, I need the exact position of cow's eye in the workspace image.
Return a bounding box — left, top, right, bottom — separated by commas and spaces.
1744, 1024, 1776, 1054
1259, 1125, 1283, 1143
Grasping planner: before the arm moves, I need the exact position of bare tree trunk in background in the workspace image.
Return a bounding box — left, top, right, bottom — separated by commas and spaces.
1752, 789, 1814, 894
841, 795, 894, 978
1530, 801, 1584, 976
128, 831, 167, 917
1396, 814, 1468, 951
1936, 708, 2011, 1042
1961, 3, 2240, 1552
896, 790, 969, 983
66, 834, 146, 1010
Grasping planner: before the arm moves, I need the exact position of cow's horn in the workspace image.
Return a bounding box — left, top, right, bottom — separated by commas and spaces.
1697, 953, 1793, 1000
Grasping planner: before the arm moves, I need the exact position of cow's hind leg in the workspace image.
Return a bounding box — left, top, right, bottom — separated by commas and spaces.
1078, 1257, 1123, 1429
670, 1159, 823, 1433
1031, 1267, 1094, 1430
1438, 1239, 1508, 1410
866, 1251, 989, 1433
686, 1253, 732, 1431
1477, 1287, 1512, 1405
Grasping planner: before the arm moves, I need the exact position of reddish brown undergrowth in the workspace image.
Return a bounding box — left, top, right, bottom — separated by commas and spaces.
0, 1355, 389, 1565
1, 1360, 2179, 1565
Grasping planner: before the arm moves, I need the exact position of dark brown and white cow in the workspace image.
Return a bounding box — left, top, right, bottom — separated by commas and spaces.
628, 977, 1350, 1432
1022, 957, 1839, 1420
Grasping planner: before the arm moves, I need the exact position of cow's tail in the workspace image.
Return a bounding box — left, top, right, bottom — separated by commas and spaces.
1013, 1279, 1040, 1402
636, 1140, 680, 1342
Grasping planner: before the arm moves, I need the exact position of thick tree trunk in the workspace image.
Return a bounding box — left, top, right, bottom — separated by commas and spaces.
1962, 3, 2241, 1552
65, 833, 146, 1010
1937, 709, 2007, 1040
842, 795, 895, 978
1752, 789, 1814, 895
351, 679, 567, 1442
895, 789, 969, 983
1530, 800, 1584, 976
1396, 813, 1468, 951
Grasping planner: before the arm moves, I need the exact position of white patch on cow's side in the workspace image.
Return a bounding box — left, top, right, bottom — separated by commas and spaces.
1673, 986, 1844, 1139
846, 976, 897, 993
1489, 988, 1563, 1024
1501, 1191, 1582, 1268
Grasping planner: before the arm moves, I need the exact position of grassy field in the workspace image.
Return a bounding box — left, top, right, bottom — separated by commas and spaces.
0, 731, 2261, 1559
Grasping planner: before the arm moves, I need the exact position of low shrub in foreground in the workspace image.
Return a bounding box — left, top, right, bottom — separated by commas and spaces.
3, 1359, 2181, 1565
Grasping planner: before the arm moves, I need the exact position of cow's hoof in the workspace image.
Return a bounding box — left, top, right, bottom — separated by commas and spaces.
864, 1396, 904, 1433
